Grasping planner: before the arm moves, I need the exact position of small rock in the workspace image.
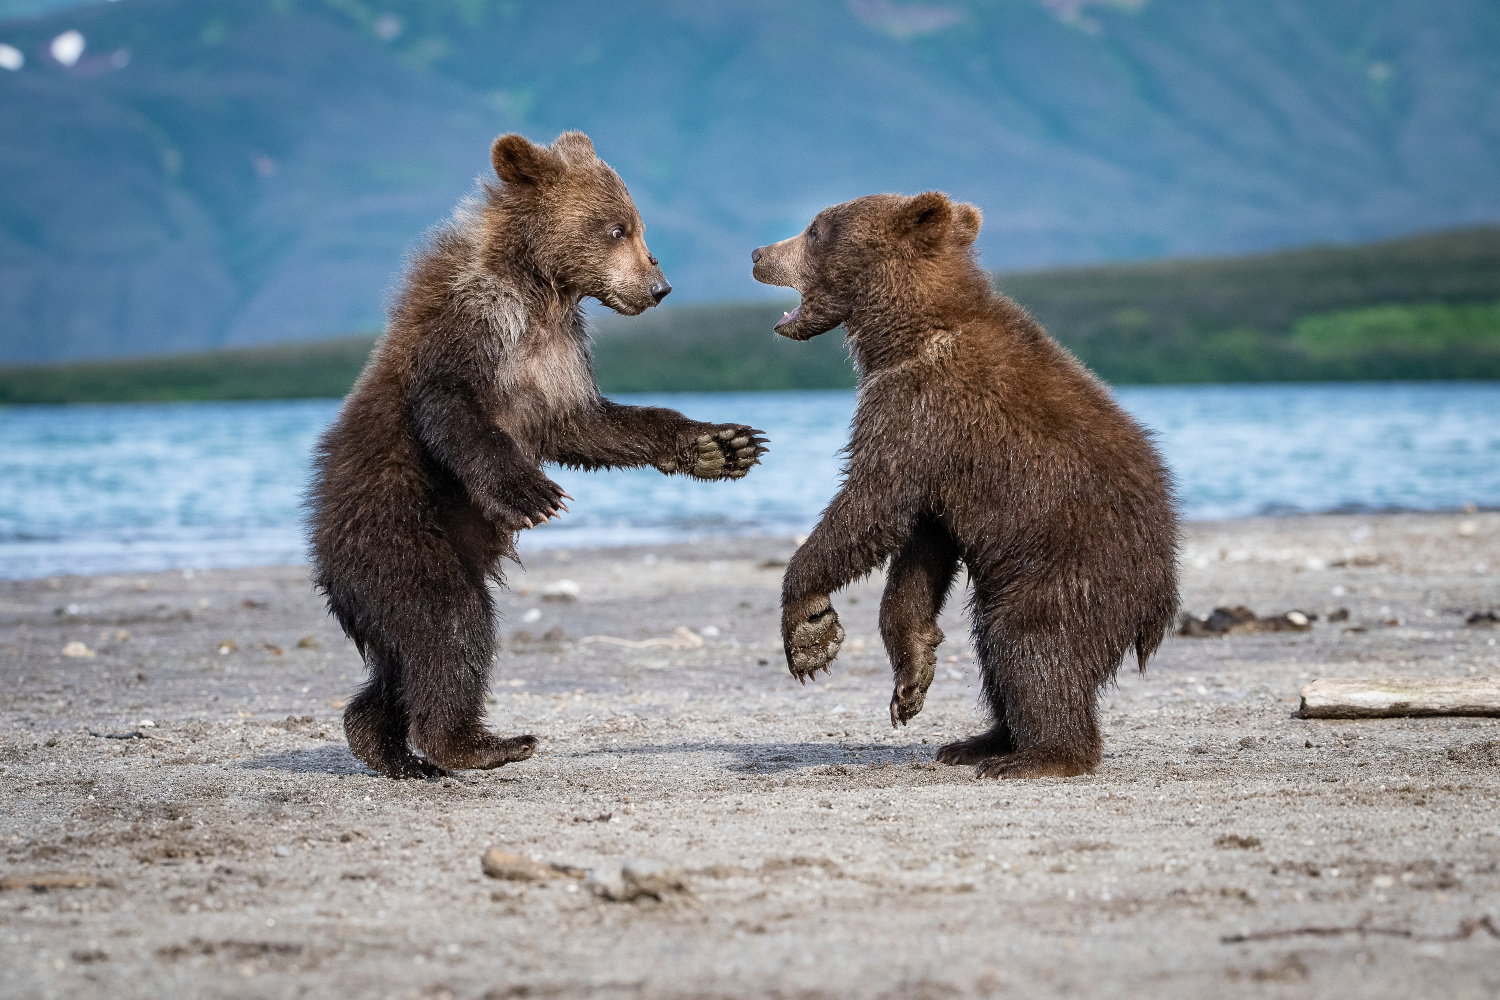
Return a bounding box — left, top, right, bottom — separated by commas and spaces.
217, 639, 238, 655
699, 625, 721, 638
1259, 610, 1315, 632
1177, 606, 1255, 637
541, 626, 566, 643
1177, 606, 1314, 636
521, 608, 542, 624
1467, 610, 1498, 627
60, 641, 94, 659
114, 629, 131, 642
296, 634, 320, 649
541, 579, 581, 603
273, 845, 290, 857
586, 858, 688, 902
481, 848, 579, 882
138, 719, 155, 728
1328, 608, 1350, 622
1458, 521, 1478, 537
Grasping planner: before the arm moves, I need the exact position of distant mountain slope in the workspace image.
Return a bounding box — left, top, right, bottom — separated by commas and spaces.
2, 0, 1498, 362
4, 224, 1497, 402
0, 0, 81, 18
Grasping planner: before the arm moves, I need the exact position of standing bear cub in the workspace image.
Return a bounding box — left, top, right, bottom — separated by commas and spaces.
310, 131, 766, 779
752, 192, 1178, 778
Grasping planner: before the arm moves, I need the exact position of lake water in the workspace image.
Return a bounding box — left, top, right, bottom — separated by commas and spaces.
1, 383, 1497, 580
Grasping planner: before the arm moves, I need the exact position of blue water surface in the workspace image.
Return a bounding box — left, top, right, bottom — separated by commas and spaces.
0, 383, 1496, 580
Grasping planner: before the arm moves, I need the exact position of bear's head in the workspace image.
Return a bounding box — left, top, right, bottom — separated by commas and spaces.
489, 131, 670, 315
750, 191, 982, 341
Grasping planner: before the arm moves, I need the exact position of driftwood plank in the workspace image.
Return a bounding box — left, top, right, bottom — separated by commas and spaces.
1299, 677, 1500, 719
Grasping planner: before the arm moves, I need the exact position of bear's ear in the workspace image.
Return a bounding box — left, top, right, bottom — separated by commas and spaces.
893, 191, 953, 252
491, 134, 564, 187
952, 202, 982, 247
551, 131, 597, 166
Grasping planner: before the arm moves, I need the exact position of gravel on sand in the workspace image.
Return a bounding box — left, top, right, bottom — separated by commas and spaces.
1, 512, 1498, 998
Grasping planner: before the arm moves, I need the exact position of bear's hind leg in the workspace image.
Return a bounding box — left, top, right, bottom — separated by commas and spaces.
949, 609, 1102, 779
881, 518, 961, 726
344, 657, 446, 780
400, 571, 538, 772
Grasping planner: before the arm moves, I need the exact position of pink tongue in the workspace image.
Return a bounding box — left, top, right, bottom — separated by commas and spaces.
777, 305, 802, 327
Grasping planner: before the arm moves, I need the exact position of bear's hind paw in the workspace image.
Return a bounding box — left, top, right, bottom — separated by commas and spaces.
376, 750, 448, 781
971, 748, 1094, 780
935, 727, 1014, 766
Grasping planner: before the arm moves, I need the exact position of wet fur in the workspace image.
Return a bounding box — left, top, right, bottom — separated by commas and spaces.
754, 192, 1179, 779
309, 131, 765, 779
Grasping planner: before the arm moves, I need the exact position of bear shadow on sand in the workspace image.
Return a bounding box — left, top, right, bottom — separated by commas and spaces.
574, 740, 939, 774
241, 745, 375, 777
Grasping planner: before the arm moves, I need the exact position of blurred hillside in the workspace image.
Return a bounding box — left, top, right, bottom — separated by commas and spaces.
4, 224, 1497, 403
1, 0, 1499, 363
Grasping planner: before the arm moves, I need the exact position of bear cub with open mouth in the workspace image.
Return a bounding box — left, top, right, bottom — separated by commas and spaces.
753, 191, 1178, 778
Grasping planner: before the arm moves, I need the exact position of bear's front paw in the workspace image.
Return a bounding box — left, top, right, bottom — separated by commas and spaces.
784, 598, 844, 682
889, 623, 943, 727
488, 471, 570, 530
678, 424, 767, 480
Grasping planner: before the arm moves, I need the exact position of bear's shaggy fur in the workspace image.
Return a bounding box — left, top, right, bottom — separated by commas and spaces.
752, 191, 1178, 778
310, 131, 766, 779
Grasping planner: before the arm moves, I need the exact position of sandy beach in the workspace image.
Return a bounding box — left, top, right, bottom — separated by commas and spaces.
2, 511, 1498, 999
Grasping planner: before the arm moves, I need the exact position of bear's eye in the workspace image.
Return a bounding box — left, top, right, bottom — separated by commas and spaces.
807, 224, 818, 243
610, 225, 625, 240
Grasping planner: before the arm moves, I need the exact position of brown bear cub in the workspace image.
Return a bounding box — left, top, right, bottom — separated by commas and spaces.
752, 192, 1178, 779
310, 131, 766, 779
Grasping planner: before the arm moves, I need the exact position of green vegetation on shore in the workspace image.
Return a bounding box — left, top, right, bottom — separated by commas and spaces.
590, 303, 854, 393
996, 224, 1500, 384
0, 338, 378, 404
2, 225, 1497, 404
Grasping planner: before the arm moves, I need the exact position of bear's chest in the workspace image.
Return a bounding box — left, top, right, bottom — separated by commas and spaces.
496, 324, 596, 437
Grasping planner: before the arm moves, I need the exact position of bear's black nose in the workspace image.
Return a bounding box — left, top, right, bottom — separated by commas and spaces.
650, 280, 671, 303
751, 247, 763, 264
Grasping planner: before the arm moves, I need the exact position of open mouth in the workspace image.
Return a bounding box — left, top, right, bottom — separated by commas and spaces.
774, 303, 802, 329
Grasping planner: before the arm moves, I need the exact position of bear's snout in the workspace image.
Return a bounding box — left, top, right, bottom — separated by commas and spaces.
751, 239, 802, 290
650, 279, 671, 304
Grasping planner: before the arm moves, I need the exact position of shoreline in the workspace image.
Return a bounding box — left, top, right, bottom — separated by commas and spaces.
2, 510, 1497, 997
5, 506, 1499, 587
